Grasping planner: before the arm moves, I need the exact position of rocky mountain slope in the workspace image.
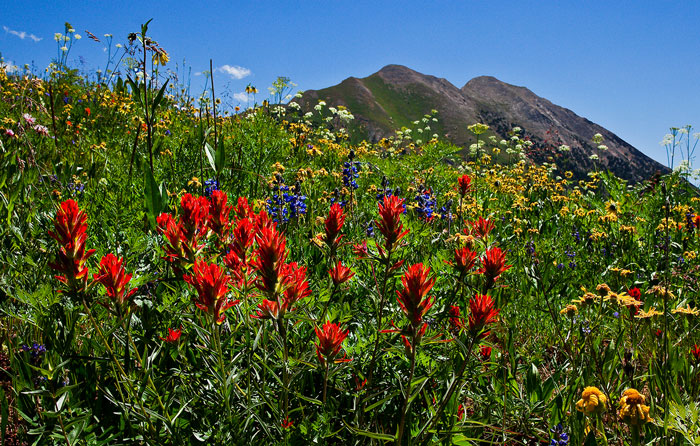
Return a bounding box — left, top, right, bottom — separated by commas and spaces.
298, 64, 667, 182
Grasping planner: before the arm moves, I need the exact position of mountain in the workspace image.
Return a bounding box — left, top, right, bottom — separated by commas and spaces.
297, 64, 667, 183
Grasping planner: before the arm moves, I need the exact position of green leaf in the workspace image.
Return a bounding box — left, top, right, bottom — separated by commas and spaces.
215, 139, 226, 174
151, 81, 169, 118
204, 142, 216, 173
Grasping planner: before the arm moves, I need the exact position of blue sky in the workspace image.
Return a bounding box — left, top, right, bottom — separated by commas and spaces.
2, 1, 699, 166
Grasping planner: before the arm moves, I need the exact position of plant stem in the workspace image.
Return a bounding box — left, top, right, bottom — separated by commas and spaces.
397, 334, 417, 445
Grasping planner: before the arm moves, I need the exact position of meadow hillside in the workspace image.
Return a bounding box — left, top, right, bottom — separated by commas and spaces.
1, 26, 700, 445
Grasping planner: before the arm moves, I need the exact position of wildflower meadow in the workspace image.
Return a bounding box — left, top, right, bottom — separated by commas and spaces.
3, 22, 700, 446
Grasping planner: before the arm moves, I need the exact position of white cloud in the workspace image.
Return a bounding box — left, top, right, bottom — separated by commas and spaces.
219, 64, 251, 80
3, 25, 42, 42
233, 92, 248, 103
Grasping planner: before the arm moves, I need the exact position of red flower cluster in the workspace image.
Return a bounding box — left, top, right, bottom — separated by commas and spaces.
329, 261, 354, 286
480, 345, 492, 361
376, 195, 408, 252
477, 246, 511, 290
448, 246, 478, 278
157, 194, 212, 269
208, 190, 232, 242
184, 259, 238, 324
48, 199, 96, 293
314, 321, 350, 367
470, 217, 495, 239
321, 203, 346, 256
93, 253, 137, 309
251, 225, 312, 320
160, 327, 182, 343
448, 305, 465, 332
468, 294, 500, 339
457, 175, 472, 196
396, 263, 435, 352
692, 345, 700, 362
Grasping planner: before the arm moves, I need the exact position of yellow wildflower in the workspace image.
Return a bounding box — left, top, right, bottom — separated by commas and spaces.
560, 304, 578, 317
671, 305, 699, 316
636, 308, 663, 319
576, 387, 607, 414
618, 389, 651, 426
646, 285, 675, 300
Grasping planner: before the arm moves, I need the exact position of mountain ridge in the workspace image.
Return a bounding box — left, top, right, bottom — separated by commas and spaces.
297, 64, 667, 183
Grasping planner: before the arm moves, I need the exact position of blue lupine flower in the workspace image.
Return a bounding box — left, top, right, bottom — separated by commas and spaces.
204, 178, 219, 197
549, 424, 569, 446
413, 185, 436, 221
266, 176, 307, 223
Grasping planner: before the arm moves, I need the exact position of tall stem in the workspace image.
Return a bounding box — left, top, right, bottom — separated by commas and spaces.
366, 249, 393, 389
397, 334, 417, 445
417, 335, 476, 443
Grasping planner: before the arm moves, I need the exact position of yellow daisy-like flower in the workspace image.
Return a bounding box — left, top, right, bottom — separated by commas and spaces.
560, 304, 578, 317
671, 305, 700, 316
618, 389, 652, 426
576, 386, 608, 414
636, 308, 663, 319
596, 283, 611, 296
574, 292, 599, 306
188, 177, 201, 187
646, 285, 675, 300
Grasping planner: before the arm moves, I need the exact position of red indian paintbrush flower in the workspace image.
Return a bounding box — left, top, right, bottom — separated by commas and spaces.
448, 305, 465, 332
448, 246, 478, 277
376, 195, 409, 251
692, 345, 700, 362
471, 217, 495, 239
160, 327, 182, 343
48, 199, 96, 292
468, 294, 500, 339
93, 253, 137, 308
480, 345, 492, 361
322, 203, 346, 253
251, 225, 288, 297
252, 299, 281, 320
184, 259, 238, 323
224, 218, 257, 283
477, 246, 512, 290
329, 261, 355, 285
282, 262, 311, 308
208, 190, 232, 240
180, 193, 210, 240
315, 321, 350, 367
458, 175, 472, 196
234, 196, 251, 220
157, 212, 203, 267
396, 263, 435, 331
